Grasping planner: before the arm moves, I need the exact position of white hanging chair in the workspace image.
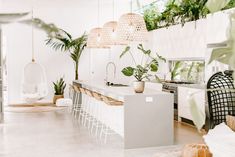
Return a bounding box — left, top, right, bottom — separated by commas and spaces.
21, 10, 48, 104
21, 61, 48, 103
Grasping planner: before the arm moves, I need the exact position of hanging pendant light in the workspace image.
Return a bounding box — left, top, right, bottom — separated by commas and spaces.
87, 27, 109, 48
101, 0, 124, 45
87, 0, 109, 48
21, 10, 48, 104
116, 0, 148, 44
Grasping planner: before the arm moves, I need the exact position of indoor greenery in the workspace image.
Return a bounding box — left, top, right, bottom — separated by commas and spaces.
143, 0, 235, 31
21, 18, 87, 80
143, 4, 161, 31
46, 31, 87, 80
53, 77, 66, 95
171, 61, 182, 80
120, 44, 166, 81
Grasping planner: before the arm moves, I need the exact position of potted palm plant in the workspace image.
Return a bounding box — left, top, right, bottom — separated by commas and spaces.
53, 77, 66, 104
46, 31, 87, 80
120, 44, 165, 93
21, 18, 87, 80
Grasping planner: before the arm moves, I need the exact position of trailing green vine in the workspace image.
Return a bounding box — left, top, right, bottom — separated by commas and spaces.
143, 0, 235, 31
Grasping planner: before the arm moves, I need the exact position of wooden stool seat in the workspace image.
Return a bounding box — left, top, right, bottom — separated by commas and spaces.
101, 95, 123, 106
93, 92, 103, 101
73, 85, 80, 93
79, 87, 86, 94
85, 89, 94, 97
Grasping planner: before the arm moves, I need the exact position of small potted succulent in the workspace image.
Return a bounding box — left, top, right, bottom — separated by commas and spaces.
53, 77, 66, 104
120, 44, 165, 93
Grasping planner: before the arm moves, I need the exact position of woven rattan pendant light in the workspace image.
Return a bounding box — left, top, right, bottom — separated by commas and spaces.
101, 0, 124, 45
116, 0, 148, 44
87, 0, 109, 48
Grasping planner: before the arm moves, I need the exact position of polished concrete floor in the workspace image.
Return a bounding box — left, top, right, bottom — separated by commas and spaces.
0, 110, 203, 157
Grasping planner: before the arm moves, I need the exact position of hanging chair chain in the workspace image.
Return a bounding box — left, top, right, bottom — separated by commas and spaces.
98, 0, 100, 27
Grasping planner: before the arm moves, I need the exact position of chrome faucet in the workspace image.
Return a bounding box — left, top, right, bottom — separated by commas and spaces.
105, 62, 116, 83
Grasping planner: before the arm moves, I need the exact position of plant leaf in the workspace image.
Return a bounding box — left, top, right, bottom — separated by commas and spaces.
150, 61, 158, 72
121, 67, 134, 76
120, 46, 130, 58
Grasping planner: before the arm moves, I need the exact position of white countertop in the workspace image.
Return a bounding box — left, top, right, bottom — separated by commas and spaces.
148, 81, 206, 89
73, 80, 171, 101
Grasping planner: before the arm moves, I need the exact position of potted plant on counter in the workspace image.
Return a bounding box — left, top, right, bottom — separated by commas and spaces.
53, 77, 66, 104
120, 44, 165, 93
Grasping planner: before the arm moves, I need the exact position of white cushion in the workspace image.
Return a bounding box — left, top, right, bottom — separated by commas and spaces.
203, 123, 235, 157
56, 98, 72, 106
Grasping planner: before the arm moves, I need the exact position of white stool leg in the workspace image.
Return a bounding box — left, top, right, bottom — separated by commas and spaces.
79, 93, 87, 125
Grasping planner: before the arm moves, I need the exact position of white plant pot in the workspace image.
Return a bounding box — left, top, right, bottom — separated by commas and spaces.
133, 81, 145, 93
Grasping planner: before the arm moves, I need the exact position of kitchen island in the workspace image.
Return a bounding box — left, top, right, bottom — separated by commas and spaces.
73, 80, 174, 149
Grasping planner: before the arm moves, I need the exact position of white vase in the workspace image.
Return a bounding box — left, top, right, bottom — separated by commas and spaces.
133, 81, 145, 93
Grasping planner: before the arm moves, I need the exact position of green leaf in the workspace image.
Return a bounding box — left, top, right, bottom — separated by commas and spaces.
137, 44, 151, 55
171, 61, 182, 80
120, 46, 130, 58
121, 67, 134, 76
154, 75, 161, 83
208, 47, 232, 65
206, 0, 230, 13
150, 62, 158, 72
156, 53, 166, 62
53, 77, 66, 95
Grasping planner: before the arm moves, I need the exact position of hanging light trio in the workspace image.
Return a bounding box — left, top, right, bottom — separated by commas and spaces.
87, 0, 148, 48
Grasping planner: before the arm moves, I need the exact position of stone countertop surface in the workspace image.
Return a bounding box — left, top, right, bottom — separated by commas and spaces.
73, 80, 172, 101
148, 81, 206, 89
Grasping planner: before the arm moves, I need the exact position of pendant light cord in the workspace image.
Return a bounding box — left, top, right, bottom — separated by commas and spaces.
31, 9, 35, 62
130, 0, 133, 13
112, 0, 115, 21
98, 0, 100, 26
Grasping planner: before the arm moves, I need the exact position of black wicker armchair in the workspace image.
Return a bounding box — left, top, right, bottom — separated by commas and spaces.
207, 70, 235, 129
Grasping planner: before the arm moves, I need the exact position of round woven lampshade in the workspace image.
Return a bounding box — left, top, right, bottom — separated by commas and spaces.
87, 27, 110, 48
116, 13, 148, 44
101, 21, 126, 45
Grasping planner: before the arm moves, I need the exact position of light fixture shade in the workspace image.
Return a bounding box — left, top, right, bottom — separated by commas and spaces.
116, 13, 148, 43
87, 27, 110, 48
101, 21, 125, 45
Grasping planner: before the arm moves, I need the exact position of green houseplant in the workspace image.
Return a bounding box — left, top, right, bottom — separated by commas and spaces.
22, 18, 87, 80
143, 0, 234, 31
46, 31, 87, 80
120, 44, 165, 93
53, 77, 66, 104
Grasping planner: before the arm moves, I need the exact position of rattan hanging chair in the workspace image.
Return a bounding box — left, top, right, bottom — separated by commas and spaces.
207, 70, 235, 129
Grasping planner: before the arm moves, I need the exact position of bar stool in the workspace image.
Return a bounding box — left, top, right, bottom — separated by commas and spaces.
90, 92, 104, 136
68, 85, 80, 115
78, 87, 87, 124
84, 89, 97, 128
71, 85, 81, 118
100, 95, 123, 143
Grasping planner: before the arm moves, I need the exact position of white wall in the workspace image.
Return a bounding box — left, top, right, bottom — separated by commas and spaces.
5, 0, 230, 104
3, 0, 130, 104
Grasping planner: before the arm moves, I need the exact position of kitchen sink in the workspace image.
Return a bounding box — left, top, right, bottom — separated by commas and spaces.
106, 82, 128, 87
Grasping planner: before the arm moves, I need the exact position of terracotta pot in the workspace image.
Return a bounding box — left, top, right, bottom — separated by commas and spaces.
53, 95, 64, 104
133, 81, 145, 93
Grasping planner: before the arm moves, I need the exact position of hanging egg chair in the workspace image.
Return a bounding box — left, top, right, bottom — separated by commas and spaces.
21, 10, 48, 104
21, 61, 48, 103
